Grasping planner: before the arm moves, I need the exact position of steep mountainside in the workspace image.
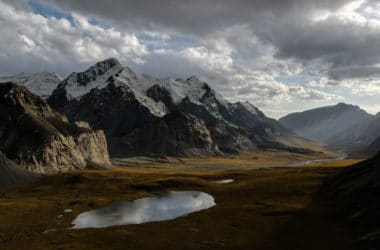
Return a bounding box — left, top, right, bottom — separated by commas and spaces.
327, 153, 380, 246
279, 103, 372, 143
122, 110, 220, 156
0, 83, 111, 174
0, 151, 36, 188
366, 134, 380, 156
0, 72, 61, 98
328, 113, 380, 154
48, 58, 314, 156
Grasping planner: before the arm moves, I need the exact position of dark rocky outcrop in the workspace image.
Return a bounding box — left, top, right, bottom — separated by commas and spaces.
50, 81, 157, 156
0, 83, 111, 174
122, 111, 220, 156
175, 97, 256, 153
58, 81, 155, 137
146, 82, 299, 151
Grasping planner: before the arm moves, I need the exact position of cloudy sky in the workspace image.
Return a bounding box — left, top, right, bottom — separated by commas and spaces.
1, 0, 380, 118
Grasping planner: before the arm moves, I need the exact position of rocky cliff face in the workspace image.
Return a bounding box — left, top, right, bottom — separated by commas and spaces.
48, 58, 312, 156
122, 111, 220, 156
61, 81, 155, 137
0, 83, 111, 174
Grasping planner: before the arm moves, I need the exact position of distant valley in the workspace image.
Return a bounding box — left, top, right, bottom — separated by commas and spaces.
0, 58, 380, 249
0, 58, 378, 180
2, 58, 321, 162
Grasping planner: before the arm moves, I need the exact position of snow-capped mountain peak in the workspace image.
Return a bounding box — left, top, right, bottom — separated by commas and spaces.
51, 58, 262, 120
46, 58, 311, 155
61, 58, 123, 98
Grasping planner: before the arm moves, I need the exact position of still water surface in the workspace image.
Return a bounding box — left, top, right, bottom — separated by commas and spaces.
71, 191, 215, 229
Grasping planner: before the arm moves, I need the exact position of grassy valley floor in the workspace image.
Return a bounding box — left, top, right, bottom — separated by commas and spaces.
0, 152, 365, 250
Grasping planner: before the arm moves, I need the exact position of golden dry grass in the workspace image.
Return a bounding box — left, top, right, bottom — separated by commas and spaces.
112, 149, 341, 169
0, 152, 364, 250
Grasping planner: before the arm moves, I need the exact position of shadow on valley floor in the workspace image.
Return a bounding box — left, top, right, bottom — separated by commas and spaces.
265, 157, 380, 250
260, 174, 357, 250
0, 158, 372, 250
322, 153, 380, 250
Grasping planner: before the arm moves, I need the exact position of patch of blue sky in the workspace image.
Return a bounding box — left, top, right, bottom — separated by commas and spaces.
88, 18, 112, 30
231, 48, 270, 62
276, 74, 320, 86
30, 0, 112, 30
138, 33, 200, 52
28, 0, 75, 26
137, 33, 166, 51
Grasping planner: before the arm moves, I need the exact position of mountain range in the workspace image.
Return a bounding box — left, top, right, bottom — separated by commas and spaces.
279, 103, 380, 156
0, 57, 326, 178
45, 58, 314, 157
1, 57, 378, 179
1, 58, 379, 248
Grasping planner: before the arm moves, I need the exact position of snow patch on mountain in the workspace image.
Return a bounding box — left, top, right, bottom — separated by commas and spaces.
116, 69, 209, 105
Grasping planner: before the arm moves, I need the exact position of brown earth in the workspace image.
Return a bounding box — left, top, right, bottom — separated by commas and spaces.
0, 152, 367, 250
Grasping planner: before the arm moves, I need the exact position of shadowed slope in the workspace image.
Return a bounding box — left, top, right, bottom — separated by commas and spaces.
0, 151, 36, 188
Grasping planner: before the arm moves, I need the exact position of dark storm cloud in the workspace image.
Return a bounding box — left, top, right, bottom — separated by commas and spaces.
41, 0, 350, 34
38, 0, 380, 80
3, 0, 380, 117
256, 15, 380, 80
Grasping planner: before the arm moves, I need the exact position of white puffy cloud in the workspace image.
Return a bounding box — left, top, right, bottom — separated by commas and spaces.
289, 86, 343, 101
0, 1, 147, 75
1, 0, 380, 118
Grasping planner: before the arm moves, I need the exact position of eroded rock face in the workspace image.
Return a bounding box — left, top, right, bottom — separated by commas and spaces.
122, 111, 220, 157
0, 83, 111, 174
57, 82, 155, 138
51, 82, 157, 156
